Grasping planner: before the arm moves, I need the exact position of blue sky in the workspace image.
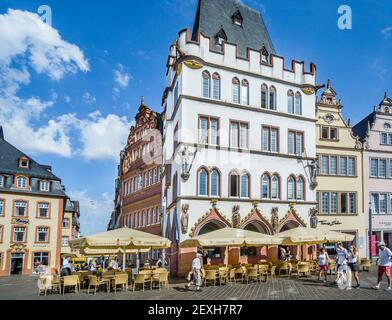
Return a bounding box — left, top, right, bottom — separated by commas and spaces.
0, 0, 391, 235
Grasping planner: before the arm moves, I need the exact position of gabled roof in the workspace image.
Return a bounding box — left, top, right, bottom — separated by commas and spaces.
352, 112, 375, 142
191, 0, 275, 58
0, 129, 61, 181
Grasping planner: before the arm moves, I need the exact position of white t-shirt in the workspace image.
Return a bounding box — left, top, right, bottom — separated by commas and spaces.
62, 259, 70, 269
348, 251, 358, 264
192, 257, 201, 270
379, 248, 392, 267
319, 253, 328, 266
336, 248, 348, 265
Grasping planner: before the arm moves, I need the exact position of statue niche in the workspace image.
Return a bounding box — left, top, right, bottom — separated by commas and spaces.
180, 204, 190, 235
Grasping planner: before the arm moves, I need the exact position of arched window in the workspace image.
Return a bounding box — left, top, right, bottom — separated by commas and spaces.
296, 176, 305, 200
295, 92, 302, 115
198, 168, 208, 196
269, 86, 277, 110
202, 71, 211, 98
288, 176, 295, 200
271, 175, 280, 199
262, 174, 270, 199
240, 174, 249, 198
229, 172, 239, 197
212, 73, 221, 100
288, 90, 295, 114
16, 176, 27, 189
241, 80, 249, 105
210, 169, 220, 197
232, 78, 240, 104
261, 84, 268, 109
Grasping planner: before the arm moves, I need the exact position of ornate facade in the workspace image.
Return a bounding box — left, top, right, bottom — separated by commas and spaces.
115, 99, 163, 260
161, 0, 320, 276
316, 81, 365, 257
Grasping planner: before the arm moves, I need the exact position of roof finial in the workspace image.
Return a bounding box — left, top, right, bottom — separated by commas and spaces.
327, 79, 331, 89
385, 92, 388, 99
0, 126, 4, 141
141, 96, 145, 105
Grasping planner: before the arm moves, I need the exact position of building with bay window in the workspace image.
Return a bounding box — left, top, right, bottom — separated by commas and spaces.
0, 127, 69, 276
316, 81, 365, 257
353, 93, 392, 256
161, 0, 319, 276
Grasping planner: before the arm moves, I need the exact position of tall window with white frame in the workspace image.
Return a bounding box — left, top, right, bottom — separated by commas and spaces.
13, 226, 26, 243
14, 201, 27, 217
295, 92, 302, 115
241, 80, 249, 105
0, 199, 4, 216
212, 73, 221, 100
269, 86, 277, 110
262, 174, 270, 199
262, 126, 279, 153
38, 203, 49, 218
210, 169, 220, 197
232, 78, 240, 104
288, 130, 304, 156
198, 168, 208, 197
288, 90, 295, 114
230, 121, 248, 149
0, 175, 3, 188
37, 227, 49, 243
16, 176, 27, 189
199, 116, 219, 145
202, 71, 211, 98
261, 84, 268, 109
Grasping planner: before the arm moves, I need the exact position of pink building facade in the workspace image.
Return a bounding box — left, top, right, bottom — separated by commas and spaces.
353, 94, 392, 256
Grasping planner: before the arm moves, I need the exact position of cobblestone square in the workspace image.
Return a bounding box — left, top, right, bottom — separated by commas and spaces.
0, 269, 391, 301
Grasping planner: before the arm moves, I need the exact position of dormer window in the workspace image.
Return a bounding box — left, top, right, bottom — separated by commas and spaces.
40, 181, 50, 192
261, 47, 269, 63
215, 28, 227, 46
16, 176, 27, 189
0, 175, 3, 187
232, 10, 243, 27
19, 157, 30, 169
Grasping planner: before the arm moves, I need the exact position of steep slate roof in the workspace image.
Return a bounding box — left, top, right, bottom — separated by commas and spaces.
0, 126, 67, 197
352, 113, 375, 142
191, 0, 275, 58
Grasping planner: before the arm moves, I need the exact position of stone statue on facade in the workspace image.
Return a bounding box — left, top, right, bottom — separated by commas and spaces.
309, 208, 319, 229
180, 204, 190, 235
232, 205, 241, 229
271, 207, 279, 233
306, 159, 319, 190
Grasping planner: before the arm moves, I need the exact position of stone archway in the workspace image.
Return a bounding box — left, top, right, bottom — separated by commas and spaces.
243, 221, 270, 234
197, 220, 227, 236
279, 220, 301, 232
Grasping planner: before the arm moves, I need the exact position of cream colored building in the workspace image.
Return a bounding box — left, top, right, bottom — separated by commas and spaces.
316, 81, 366, 256
0, 127, 68, 276
61, 199, 81, 256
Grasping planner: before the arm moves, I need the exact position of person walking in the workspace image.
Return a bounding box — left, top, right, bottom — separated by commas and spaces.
318, 247, 329, 283
347, 245, 360, 289
185, 252, 203, 292
335, 242, 350, 289
375, 242, 392, 291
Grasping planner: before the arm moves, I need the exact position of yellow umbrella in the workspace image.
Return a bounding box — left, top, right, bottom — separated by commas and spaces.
69, 227, 171, 271
277, 227, 328, 245
180, 228, 282, 248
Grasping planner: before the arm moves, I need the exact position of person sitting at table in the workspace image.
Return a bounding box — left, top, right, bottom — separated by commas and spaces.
108, 258, 119, 270
286, 248, 293, 262
156, 256, 168, 268
61, 257, 72, 276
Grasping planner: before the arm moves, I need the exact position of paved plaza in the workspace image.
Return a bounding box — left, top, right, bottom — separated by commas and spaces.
0, 268, 391, 300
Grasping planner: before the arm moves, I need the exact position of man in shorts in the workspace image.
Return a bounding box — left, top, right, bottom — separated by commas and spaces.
375, 242, 392, 291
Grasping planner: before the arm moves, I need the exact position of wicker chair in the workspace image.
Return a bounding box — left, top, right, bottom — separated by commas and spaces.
297, 263, 311, 278
360, 259, 372, 272
235, 266, 246, 283
278, 262, 291, 277
259, 265, 269, 282
228, 268, 236, 284
51, 275, 62, 294
218, 268, 228, 286
328, 261, 337, 275
112, 274, 128, 293
132, 274, 151, 292
204, 270, 218, 287
246, 267, 259, 284
153, 272, 169, 290
62, 275, 80, 295
87, 275, 110, 294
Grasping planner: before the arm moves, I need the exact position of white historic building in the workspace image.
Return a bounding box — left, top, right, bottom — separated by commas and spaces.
161, 0, 319, 275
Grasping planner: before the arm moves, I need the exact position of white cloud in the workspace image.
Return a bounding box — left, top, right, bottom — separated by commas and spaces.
0, 9, 89, 157
82, 91, 96, 105
113, 64, 131, 88
77, 112, 131, 161
64, 95, 71, 103
0, 9, 89, 81
67, 190, 113, 235
381, 26, 392, 39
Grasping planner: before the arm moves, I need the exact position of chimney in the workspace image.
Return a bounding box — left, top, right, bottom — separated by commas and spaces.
0, 126, 4, 140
